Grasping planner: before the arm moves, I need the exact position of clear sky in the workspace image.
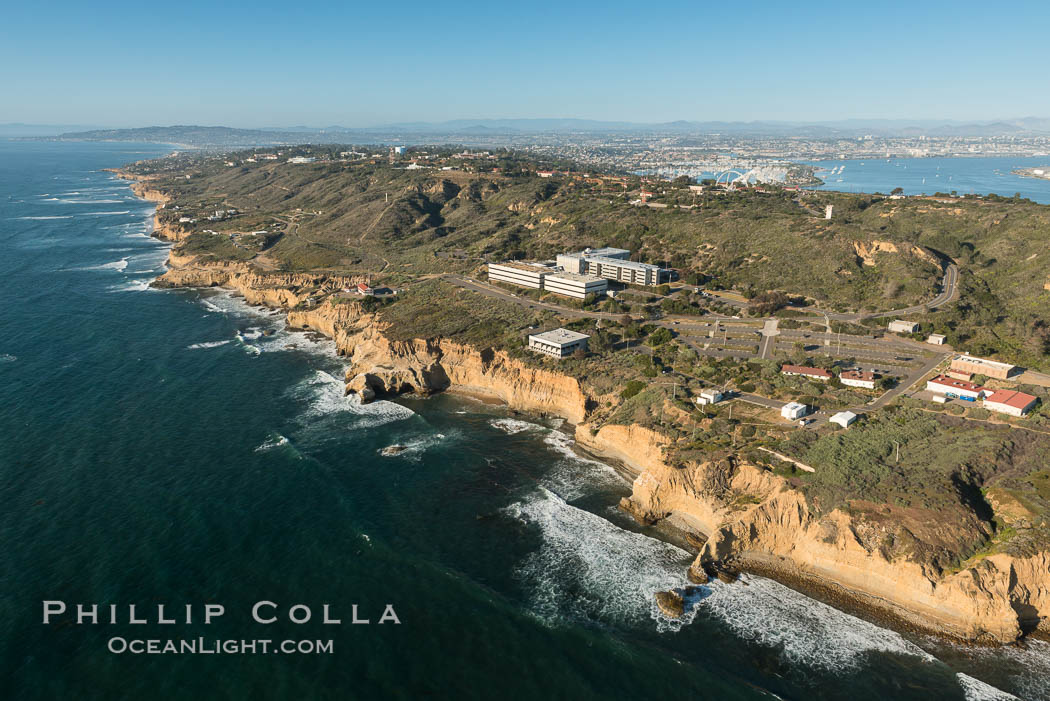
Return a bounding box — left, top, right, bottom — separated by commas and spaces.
3, 0, 1048, 127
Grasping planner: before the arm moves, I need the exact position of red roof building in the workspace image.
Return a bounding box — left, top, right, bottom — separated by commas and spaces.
983, 389, 1038, 417
781, 364, 832, 381
840, 370, 876, 389
926, 375, 985, 400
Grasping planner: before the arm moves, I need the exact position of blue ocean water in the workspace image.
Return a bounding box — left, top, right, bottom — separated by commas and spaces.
803, 156, 1050, 203
0, 140, 1046, 700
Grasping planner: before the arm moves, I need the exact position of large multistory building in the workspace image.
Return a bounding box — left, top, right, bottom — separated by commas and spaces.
542, 272, 608, 299
487, 261, 553, 290
555, 247, 666, 286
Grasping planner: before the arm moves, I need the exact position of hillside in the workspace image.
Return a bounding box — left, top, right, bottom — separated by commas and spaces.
124, 148, 1050, 368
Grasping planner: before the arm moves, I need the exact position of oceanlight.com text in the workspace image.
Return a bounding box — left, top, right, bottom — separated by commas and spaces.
107, 637, 334, 655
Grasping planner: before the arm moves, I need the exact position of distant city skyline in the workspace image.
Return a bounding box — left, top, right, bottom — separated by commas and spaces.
3, 0, 1049, 127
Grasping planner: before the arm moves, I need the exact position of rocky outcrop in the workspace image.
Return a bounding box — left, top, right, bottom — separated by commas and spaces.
853, 239, 942, 268
610, 437, 1048, 644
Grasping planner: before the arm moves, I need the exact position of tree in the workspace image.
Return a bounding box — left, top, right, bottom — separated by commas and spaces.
891, 187, 904, 196
648, 327, 673, 346
572, 347, 586, 360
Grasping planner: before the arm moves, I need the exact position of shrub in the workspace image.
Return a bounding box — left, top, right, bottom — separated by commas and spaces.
621, 380, 646, 399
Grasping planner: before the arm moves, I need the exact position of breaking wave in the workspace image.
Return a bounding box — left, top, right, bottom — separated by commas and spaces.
292, 370, 416, 428
187, 340, 232, 350
489, 418, 544, 434
956, 673, 1019, 701
505, 487, 692, 626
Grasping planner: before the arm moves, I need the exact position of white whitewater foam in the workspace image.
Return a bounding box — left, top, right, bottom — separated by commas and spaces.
73, 257, 128, 272
956, 673, 1019, 701
187, 340, 232, 350
508, 486, 941, 673
489, 418, 543, 435
14, 215, 73, 220
0, 354, 16, 363
106, 279, 154, 293
293, 370, 416, 428
538, 429, 625, 500
82, 211, 131, 216
506, 487, 692, 626
255, 434, 291, 452
698, 571, 935, 671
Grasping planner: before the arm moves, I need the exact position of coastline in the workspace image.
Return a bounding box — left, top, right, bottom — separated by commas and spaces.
119, 169, 1046, 648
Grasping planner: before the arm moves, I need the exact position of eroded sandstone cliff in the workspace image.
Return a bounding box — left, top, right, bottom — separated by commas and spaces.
142, 214, 1046, 645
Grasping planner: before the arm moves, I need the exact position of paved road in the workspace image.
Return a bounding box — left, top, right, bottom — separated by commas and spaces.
814, 264, 960, 322
759, 318, 779, 359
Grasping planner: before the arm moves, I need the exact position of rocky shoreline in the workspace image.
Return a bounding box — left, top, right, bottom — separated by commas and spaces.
123, 169, 1048, 647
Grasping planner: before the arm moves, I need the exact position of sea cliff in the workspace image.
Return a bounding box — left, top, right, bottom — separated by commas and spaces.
136, 186, 1047, 645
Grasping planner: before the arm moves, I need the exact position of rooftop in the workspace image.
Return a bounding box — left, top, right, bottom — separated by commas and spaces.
530, 328, 590, 345
585, 255, 662, 272
841, 370, 875, 381
545, 272, 606, 283
782, 364, 833, 378
489, 261, 556, 273
954, 355, 1015, 372
583, 246, 630, 258
984, 389, 1037, 410
928, 375, 984, 392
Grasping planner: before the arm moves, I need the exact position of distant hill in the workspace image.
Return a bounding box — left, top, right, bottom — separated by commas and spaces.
41, 117, 1050, 147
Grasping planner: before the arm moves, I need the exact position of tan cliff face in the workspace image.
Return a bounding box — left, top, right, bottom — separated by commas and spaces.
612, 439, 1047, 644
142, 194, 1046, 645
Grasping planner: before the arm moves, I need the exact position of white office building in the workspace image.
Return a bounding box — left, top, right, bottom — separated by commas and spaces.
528, 328, 590, 358
586, 256, 664, 286
542, 272, 608, 299
556, 247, 665, 286
781, 402, 808, 420
487, 261, 552, 290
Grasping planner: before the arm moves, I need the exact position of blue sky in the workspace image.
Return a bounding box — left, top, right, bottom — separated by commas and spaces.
3, 0, 1048, 127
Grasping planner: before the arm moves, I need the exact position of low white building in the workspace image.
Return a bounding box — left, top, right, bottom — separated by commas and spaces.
487, 261, 552, 290
983, 390, 1038, 417
696, 389, 724, 406
888, 320, 919, 334
830, 411, 858, 428
926, 333, 947, 345
926, 375, 985, 401
781, 402, 808, 420
542, 272, 608, 299
528, 328, 590, 358
840, 370, 876, 389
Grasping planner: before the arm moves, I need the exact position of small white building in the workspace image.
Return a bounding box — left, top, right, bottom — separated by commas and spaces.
287, 156, 316, 164
830, 411, 858, 428
983, 390, 1038, 417
781, 402, 808, 420
528, 328, 590, 358
696, 389, 724, 406
888, 320, 919, 334
840, 370, 876, 389
927, 333, 947, 345
542, 272, 608, 300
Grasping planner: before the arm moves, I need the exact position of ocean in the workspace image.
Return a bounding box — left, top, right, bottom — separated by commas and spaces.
0, 140, 1046, 700
803, 156, 1050, 204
